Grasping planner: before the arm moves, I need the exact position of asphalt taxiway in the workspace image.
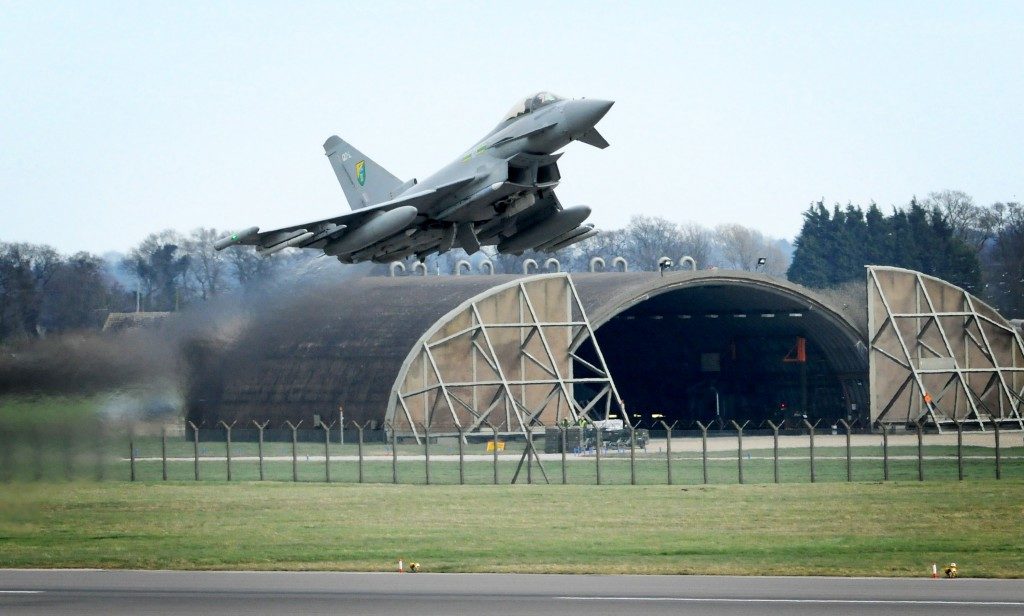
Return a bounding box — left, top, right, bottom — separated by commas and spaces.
2, 570, 1022, 615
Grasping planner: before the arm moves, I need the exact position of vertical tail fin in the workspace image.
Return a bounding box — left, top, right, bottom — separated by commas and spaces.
323, 135, 404, 210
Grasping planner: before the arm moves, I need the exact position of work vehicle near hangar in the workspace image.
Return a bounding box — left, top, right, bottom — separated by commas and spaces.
185, 264, 1023, 438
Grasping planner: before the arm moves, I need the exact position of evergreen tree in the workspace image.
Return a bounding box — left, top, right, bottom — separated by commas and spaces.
787, 202, 832, 287
787, 197, 982, 292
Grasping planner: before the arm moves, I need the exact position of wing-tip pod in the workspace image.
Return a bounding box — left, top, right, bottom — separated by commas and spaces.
213, 226, 260, 251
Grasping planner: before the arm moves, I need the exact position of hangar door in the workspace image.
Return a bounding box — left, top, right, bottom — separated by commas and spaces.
867, 266, 1024, 429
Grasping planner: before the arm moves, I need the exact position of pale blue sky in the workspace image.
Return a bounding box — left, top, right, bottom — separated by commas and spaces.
2, 1, 1021, 254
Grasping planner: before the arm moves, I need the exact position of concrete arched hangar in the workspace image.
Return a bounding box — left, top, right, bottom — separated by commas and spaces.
189, 269, 870, 433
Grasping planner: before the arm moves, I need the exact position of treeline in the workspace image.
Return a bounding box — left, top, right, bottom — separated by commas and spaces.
0, 244, 129, 340
0, 229, 289, 343
9, 189, 1019, 345
788, 191, 1023, 318
0, 218, 789, 344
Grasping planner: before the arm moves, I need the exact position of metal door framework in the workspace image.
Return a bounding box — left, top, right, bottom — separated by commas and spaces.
389, 273, 626, 441
867, 266, 1024, 430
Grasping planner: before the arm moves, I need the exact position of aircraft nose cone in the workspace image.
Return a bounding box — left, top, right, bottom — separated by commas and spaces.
577, 99, 614, 126
563, 99, 614, 137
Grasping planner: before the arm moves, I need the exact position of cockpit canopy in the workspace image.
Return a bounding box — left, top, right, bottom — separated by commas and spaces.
502, 92, 564, 122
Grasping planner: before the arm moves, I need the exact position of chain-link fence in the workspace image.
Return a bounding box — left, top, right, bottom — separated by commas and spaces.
2, 417, 1022, 484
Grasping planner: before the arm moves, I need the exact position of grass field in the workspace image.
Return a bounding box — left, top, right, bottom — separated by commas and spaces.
1, 480, 1023, 578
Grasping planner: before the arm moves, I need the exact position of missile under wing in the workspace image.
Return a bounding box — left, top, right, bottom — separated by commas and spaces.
215, 92, 613, 263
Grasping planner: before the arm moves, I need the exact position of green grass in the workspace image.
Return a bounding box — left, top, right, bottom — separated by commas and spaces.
1, 480, 1023, 577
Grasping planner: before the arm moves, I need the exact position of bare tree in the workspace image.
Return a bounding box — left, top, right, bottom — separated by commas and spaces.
623, 216, 688, 271
678, 223, 715, 269
714, 224, 762, 270
713, 224, 790, 276
223, 245, 279, 286
41, 252, 122, 332
121, 230, 191, 311
183, 228, 230, 300
925, 189, 983, 247
0, 244, 124, 341
0, 243, 62, 340
563, 228, 628, 271
983, 202, 1024, 318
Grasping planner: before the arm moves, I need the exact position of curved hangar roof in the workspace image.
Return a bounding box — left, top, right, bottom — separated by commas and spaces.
194, 270, 867, 426
571, 270, 868, 378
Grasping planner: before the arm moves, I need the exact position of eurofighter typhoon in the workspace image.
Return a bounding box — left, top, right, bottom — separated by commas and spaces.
214, 92, 613, 262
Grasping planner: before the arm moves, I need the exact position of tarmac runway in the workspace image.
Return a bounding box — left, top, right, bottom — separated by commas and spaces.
2, 570, 1023, 615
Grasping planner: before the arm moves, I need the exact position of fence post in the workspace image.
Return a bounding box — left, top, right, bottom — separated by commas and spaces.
594, 421, 603, 486
253, 420, 267, 481
388, 422, 399, 484
992, 418, 1002, 480
423, 423, 431, 485
219, 421, 235, 482
490, 423, 501, 485
284, 420, 301, 482
915, 420, 924, 482
355, 422, 365, 484
730, 420, 746, 484
321, 420, 334, 483
525, 425, 533, 485
457, 425, 465, 485
161, 427, 167, 481
803, 419, 818, 483
660, 421, 676, 485
560, 424, 568, 485
695, 421, 709, 484
838, 419, 853, 482
954, 418, 963, 481
628, 423, 637, 486
879, 422, 890, 481
129, 425, 136, 482
764, 420, 781, 484
187, 421, 200, 481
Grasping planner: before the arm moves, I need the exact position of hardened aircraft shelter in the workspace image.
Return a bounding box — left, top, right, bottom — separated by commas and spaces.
189, 268, 878, 435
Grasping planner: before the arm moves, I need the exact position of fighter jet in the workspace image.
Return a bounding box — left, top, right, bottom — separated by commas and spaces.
214, 92, 613, 263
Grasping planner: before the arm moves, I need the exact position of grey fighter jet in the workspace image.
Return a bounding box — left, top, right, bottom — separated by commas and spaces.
214, 92, 613, 263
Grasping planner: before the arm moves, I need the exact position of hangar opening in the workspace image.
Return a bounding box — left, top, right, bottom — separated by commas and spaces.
571, 272, 869, 428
